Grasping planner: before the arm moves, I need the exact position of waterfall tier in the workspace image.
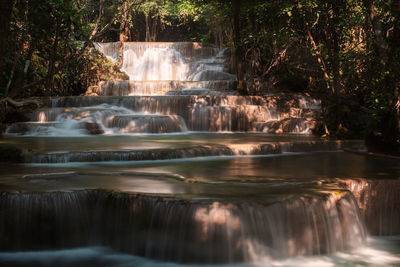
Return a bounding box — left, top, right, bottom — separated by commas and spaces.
2, 176, 399, 263
22, 140, 360, 164
95, 42, 233, 82
1, 42, 399, 265
6, 94, 321, 135
0, 190, 366, 263
86, 80, 238, 96
5, 42, 322, 135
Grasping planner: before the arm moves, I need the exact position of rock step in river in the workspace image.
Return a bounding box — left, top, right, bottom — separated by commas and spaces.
0, 42, 399, 266
6, 94, 321, 134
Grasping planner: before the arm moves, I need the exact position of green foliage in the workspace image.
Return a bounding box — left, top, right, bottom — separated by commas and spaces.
1, 0, 123, 97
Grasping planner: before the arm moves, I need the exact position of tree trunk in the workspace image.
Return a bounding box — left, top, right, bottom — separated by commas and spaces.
363, 0, 399, 152
329, 0, 342, 94
89, 0, 103, 41
362, 0, 388, 61
391, 1, 400, 51
0, 0, 14, 92
151, 16, 158, 42
307, 30, 332, 93
232, 0, 245, 93
46, 22, 60, 95
8, 39, 38, 98
145, 14, 151, 42
391, 0, 400, 147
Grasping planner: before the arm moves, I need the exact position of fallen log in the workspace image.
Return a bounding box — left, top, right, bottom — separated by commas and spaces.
4, 97, 40, 109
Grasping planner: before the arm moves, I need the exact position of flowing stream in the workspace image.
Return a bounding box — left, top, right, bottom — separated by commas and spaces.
0, 42, 399, 266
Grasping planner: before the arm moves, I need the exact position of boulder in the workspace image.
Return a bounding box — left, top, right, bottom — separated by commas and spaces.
84, 121, 104, 135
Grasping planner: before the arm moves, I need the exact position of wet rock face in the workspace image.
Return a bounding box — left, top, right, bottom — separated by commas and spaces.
342, 179, 400, 235
97, 81, 131, 96
192, 70, 236, 81
0, 97, 43, 135
109, 115, 187, 133
0, 191, 93, 251
83, 121, 104, 135
257, 118, 319, 134
5, 122, 34, 134
6, 94, 321, 135
0, 190, 365, 263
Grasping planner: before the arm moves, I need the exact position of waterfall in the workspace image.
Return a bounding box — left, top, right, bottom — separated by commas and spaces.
0, 190, 366, 263
122, 46, 189, 81
340, 179, 400, 235
6, 95, 321, 136
93, 42, 120, 62
3, 42, 397, 265
5, 42, 322, 135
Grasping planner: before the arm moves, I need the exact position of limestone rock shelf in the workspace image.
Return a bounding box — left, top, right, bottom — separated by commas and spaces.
1, 176, 399, 263
0, 188, 367, 263
6, 94, 321, 135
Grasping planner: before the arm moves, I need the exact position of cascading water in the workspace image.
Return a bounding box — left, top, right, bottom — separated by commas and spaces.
122, 47, 189, 81
95, 42, 234, 81
1, 42, 399, 266
0, 190, 366, 263
4, 42, 322, 135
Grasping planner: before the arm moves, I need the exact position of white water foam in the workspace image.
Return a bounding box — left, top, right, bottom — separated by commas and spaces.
121, 47, 189, 81
0, 236, 398, 266
6, 104, 188, 136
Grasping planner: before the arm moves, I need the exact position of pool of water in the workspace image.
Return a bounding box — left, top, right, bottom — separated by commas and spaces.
0, 151, 398, 195
0, 236, 399, 267
0, 134, 399, 265
0, 133, 322, 153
